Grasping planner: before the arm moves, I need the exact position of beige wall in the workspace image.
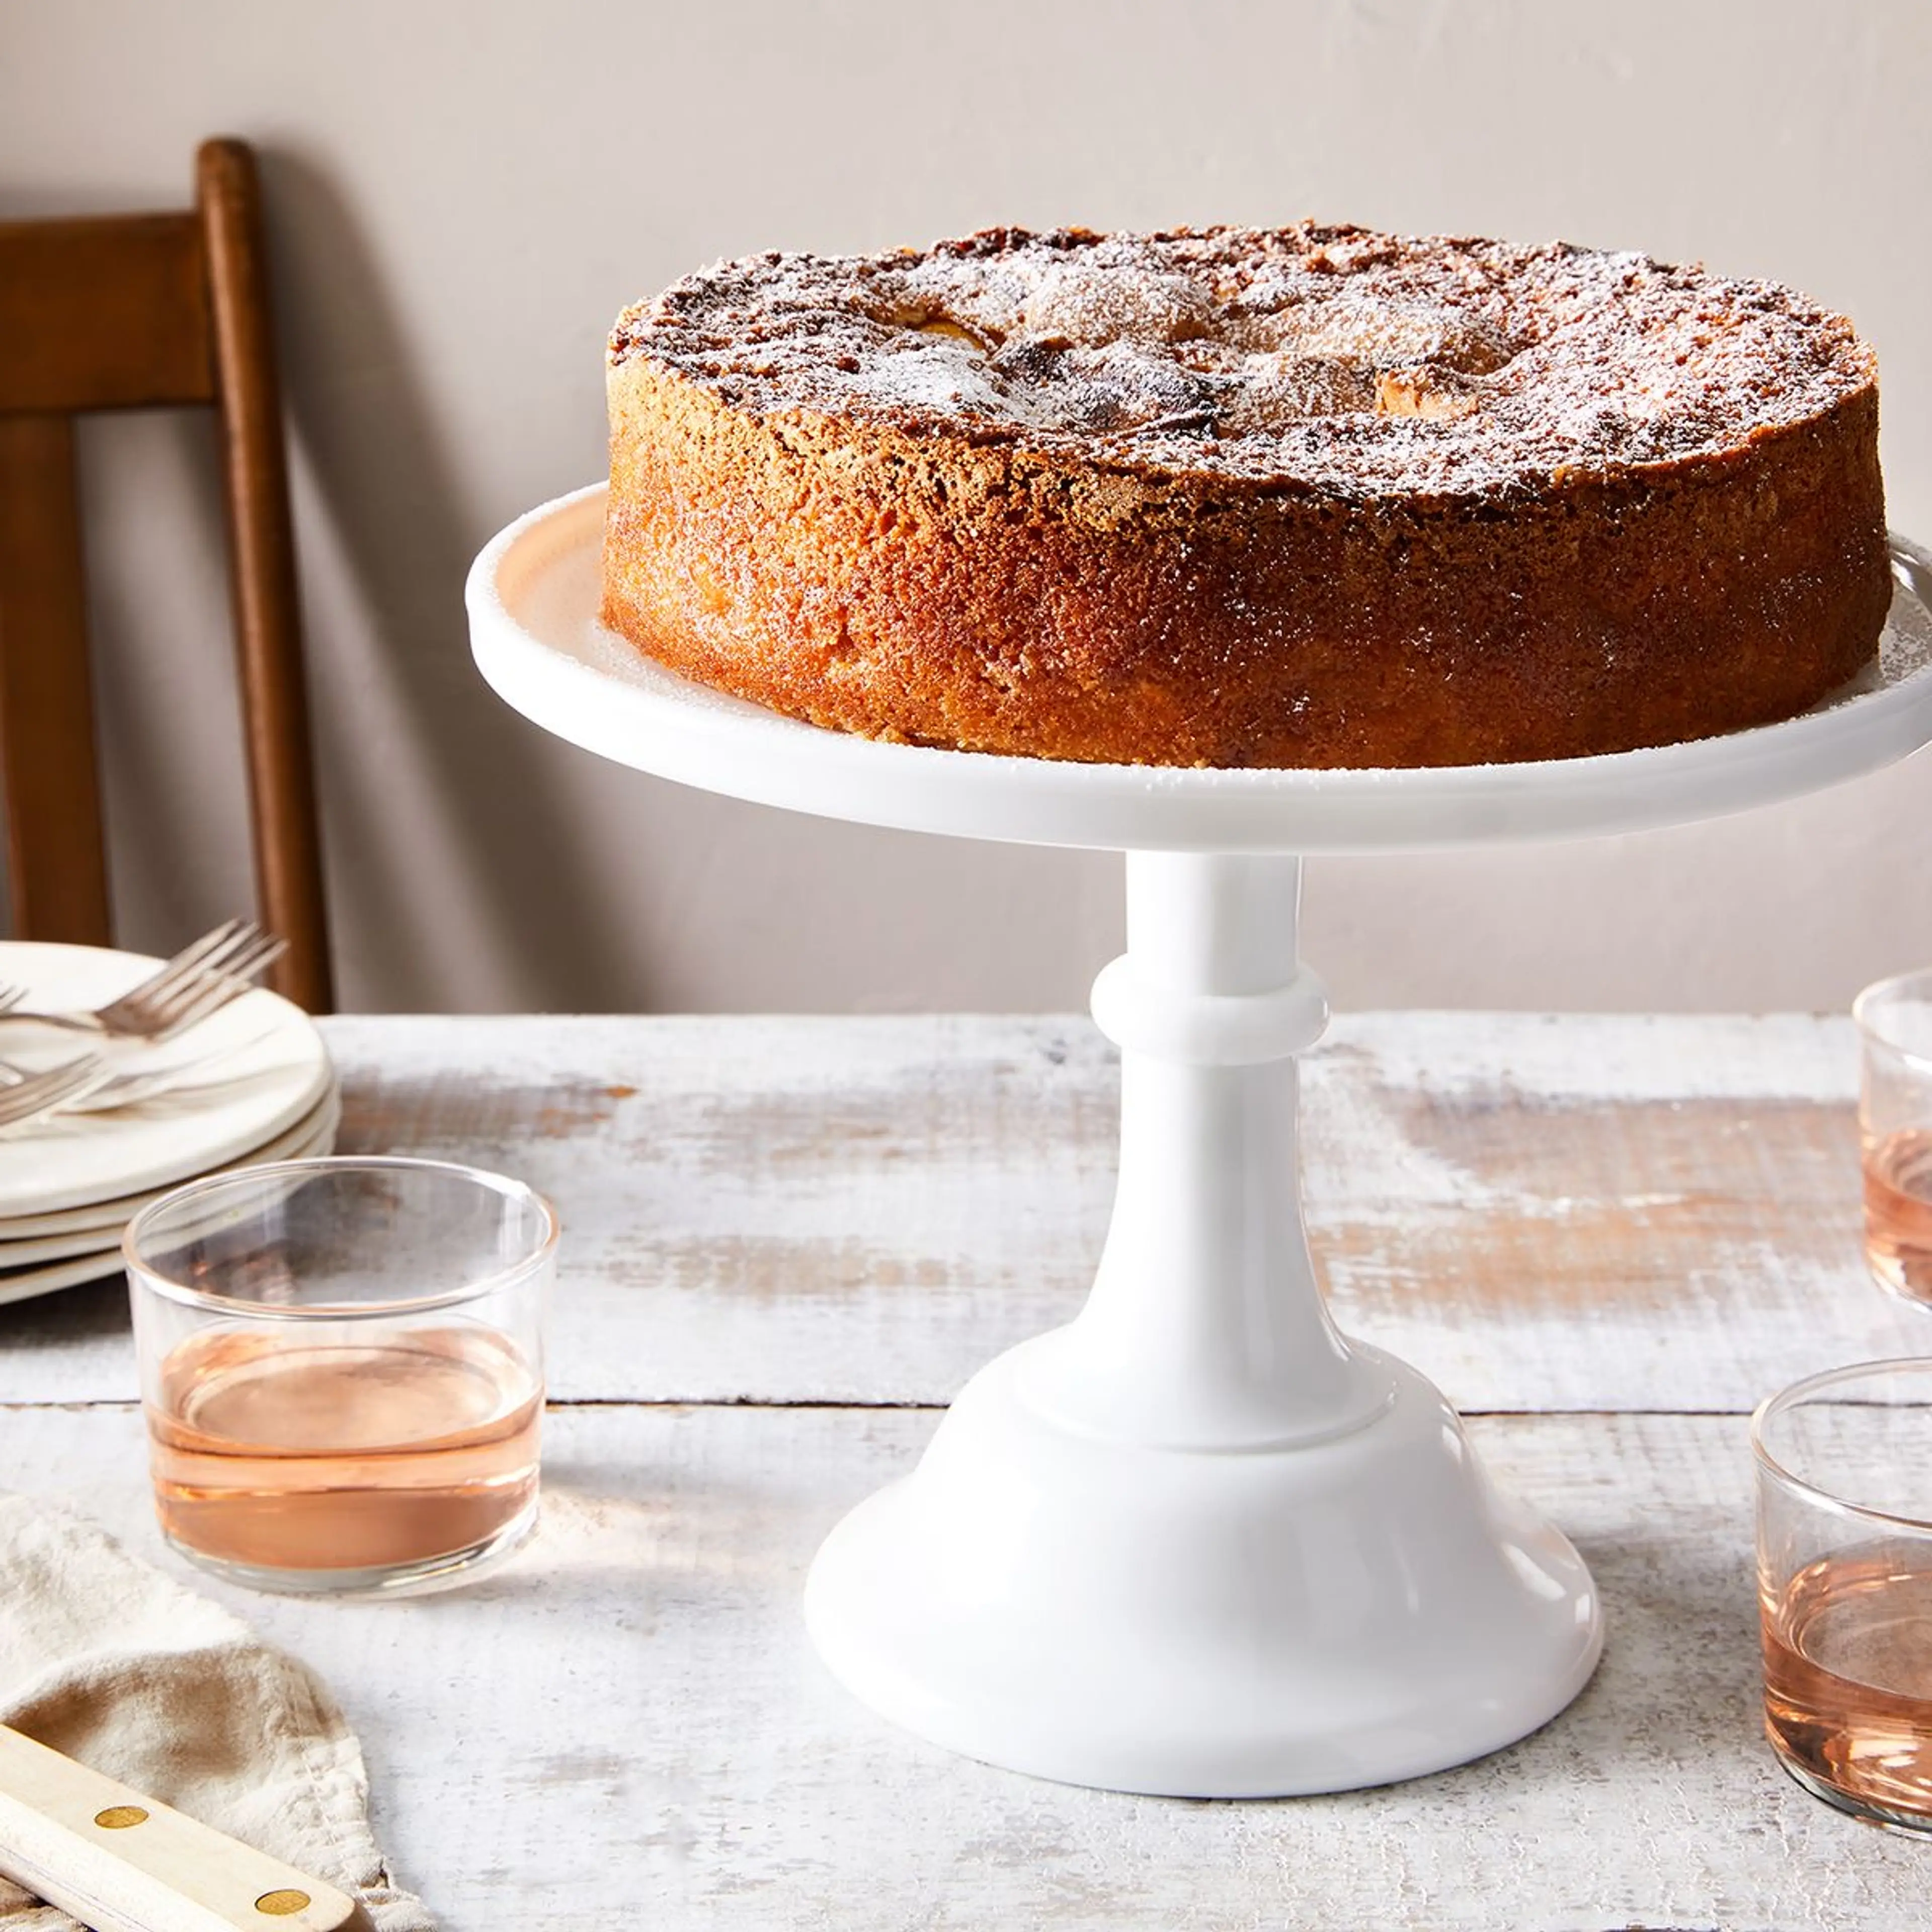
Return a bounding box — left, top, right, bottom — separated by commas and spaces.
4, 0, 1930, 1013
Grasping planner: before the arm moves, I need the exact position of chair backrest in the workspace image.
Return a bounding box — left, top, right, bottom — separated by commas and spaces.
0, 138, 333, 1013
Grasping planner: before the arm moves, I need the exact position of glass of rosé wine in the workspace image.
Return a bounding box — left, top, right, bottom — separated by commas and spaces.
1754, 1359, 1932, 1833
125, 1156, 555, 1596
1856, 968, 1932, 1309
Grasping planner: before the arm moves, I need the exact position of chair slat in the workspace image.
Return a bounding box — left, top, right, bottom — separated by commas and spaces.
0, 413, 112, 945
0, 214, 214, 413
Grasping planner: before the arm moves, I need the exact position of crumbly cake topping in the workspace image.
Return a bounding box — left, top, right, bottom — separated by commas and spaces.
610, 225, 1875, 499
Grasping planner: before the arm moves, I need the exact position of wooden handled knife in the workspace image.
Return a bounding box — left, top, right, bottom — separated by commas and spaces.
0, 1724, 371, 1932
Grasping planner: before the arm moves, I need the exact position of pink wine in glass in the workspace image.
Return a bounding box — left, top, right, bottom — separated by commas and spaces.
1761, 1545, 1932, 1829
1863, 1126, 1932, 1306
148, 1325, 541, 1579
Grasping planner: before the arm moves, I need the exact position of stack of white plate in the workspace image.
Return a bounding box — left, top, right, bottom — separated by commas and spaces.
0, 942, 338, 1307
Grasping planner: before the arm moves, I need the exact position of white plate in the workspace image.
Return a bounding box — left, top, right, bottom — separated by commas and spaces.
0, 1248, 133, 1303
470, 485, 1932, 855
0, 943, 334, 1217
0, 1218, 137, 1266
0, 1085, 340, 1241
0, 1102, 339, 1307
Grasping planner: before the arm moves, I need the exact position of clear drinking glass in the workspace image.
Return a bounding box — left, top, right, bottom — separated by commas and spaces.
1753, 1359, 1932, 1832
1855, 968, 1932, 1308
125, 1157, 556, 1596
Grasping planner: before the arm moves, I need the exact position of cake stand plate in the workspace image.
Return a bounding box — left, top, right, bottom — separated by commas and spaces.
469, 485, 1932, 1798
472, 485, 1932, 854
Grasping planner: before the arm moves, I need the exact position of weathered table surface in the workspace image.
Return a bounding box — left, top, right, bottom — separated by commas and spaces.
3, 1013, 1927, 1929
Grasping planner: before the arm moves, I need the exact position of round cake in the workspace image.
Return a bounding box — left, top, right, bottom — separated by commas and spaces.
600, 225, 1889, 768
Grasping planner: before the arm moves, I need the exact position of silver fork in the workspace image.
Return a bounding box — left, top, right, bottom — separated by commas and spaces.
0, 920, 286, 1045
0, 1024, 280, 1116
0, 1056, 107, 1132
0, 918, 260, 1031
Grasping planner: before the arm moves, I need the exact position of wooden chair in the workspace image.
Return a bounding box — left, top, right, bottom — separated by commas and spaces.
0, 137, 333, 1012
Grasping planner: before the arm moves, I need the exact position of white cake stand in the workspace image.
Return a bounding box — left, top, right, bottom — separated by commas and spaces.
469, 485, 1932, 1797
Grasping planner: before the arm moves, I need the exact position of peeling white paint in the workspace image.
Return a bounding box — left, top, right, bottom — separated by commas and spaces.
3, 1014, 1913, 1423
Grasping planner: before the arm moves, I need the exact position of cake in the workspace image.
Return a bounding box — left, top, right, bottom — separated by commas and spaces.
600, 225, 1889, 768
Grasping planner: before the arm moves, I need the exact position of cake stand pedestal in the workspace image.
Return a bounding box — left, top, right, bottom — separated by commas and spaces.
469, 485, 1932, 1797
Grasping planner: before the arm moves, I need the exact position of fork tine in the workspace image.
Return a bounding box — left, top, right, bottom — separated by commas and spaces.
220, 939, 287, 1001
212, 929, 284, 977
104, 922, 266, 1034
226, 932, 287, 982
136, 919, 260, 1005
32, 1061, 110, 1119
145, 984, 252, 1045
42, 1020, 280, 1114
148, 932, 284, 1022
140, 917, 249, 991
143, 939, 289, 1042
93, 919, 254, 1030
0, 985, 26, 1018
0, 1056, 106, 1129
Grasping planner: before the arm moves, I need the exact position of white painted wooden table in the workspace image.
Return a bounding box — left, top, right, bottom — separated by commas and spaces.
2, 1013, 1927, 1928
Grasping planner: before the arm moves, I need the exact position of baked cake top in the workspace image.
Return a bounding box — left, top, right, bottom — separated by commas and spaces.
609, 224, 1876, 501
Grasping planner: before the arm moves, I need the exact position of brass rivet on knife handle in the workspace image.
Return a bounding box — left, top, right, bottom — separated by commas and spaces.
0, 1720, 368, 1930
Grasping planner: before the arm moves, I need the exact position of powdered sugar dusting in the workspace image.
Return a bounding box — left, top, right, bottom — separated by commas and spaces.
612, 225, 1875, 499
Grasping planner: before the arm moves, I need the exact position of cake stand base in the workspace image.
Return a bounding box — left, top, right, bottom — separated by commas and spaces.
805, 1339, 1600, 1798
807, 848, 1602, 1797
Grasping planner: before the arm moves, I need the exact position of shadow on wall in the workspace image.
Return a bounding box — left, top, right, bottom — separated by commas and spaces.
257, 145, 645, 1011
82, 409, 253, 953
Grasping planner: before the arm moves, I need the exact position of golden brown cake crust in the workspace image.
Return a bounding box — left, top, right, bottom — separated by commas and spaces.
601, 225, 1890, 768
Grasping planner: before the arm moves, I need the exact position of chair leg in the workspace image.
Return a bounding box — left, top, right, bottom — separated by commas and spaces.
199, 138, 334, 1014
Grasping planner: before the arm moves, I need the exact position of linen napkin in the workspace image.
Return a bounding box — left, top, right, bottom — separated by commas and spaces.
0, 1493, 432, 1930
